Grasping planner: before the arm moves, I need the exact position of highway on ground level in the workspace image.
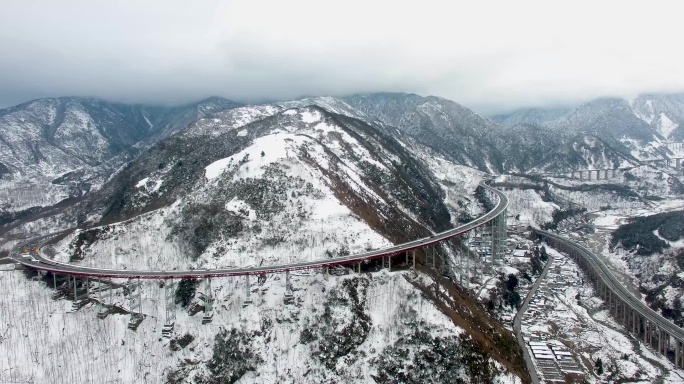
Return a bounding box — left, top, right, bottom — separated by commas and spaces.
9, 183, 508, 279
535, 230, 684, 342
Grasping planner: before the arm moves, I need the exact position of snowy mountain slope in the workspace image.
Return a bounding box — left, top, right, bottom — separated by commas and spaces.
341, 93, 646, 175
558, 98, 661, 144
493, 127, 639, 173
21, 104, 531, 383
277, 96, 377, 124
489, 107, 571, 126
343, 93, 502, 172
66, 105, 459, 267
0, 268, 524, 384
490, 95, 684, 165
632, 93, 684, 141
0, 97, 241, 214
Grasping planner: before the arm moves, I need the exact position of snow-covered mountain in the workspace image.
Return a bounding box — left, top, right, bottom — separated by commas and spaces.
492, 126, 638, 173
632, 93, 684, 141
343, 93, 501, 172
10, 102, 528, 383
9, 89, 684, 383
81, 104, 457, 246
490, 94, 684, 166
489, 107, 571, 126
341, 93, 645, 174
0, 96, 240, 214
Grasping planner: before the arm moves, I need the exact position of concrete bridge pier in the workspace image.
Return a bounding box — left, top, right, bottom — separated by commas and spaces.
129, 278, 142, 313
73, 276, 78, 301
632, 310, 636, 334
127, 278, 143, 330
579, 171, 584, 181
243, 275, 253, 306
202, 278, 214, 323
284, 270, 295, 304
96, 279, 108, 318
163, 280, 176, 337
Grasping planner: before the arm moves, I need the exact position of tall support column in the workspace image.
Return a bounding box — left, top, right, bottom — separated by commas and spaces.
632, 310, 636, 335
285, 270, 293, 298
677, 339, 681, 369
127, 278, 143, 330
412, 250, 416, 269
109, 277, 113, 305
53, 273, 57, 291
165, 280, 176, 325
244, 275, 252, 306
609, 289, 612, 312
129, 278, 142, 314
424, 246, 430, 269
73, 276, 78, 302
96, 278, 108, 319
588, 171, 592, 181
388, 255, 392, 272
658, 327, 662, 353
455, 239, 462, 286
501, 207, 508, 266
490, 218, 496, 271
162, 279, 176, 337
596, 170, 601, 180
466, 231, 473, 288
432, 246, 436, 270
580, 171, 584, 181
202, 278, 214, 323
85, 277, 89, 297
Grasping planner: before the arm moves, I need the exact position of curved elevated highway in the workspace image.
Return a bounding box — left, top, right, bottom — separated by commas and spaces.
535, 229, 684, 369
10, 183, 508, 280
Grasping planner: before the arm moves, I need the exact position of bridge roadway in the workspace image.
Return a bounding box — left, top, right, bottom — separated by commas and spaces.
10, 183, 508, 279
535, 230, 684, 369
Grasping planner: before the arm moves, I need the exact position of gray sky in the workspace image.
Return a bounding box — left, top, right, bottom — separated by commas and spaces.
1, 0, 684, 114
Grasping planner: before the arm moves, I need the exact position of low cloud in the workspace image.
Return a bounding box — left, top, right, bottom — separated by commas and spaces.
1, 0, 683, 114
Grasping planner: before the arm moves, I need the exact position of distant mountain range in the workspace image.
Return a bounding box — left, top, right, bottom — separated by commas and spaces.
3, 91, 684, 215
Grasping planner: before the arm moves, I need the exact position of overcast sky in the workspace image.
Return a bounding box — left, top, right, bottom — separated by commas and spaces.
1, 0, 683, 114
